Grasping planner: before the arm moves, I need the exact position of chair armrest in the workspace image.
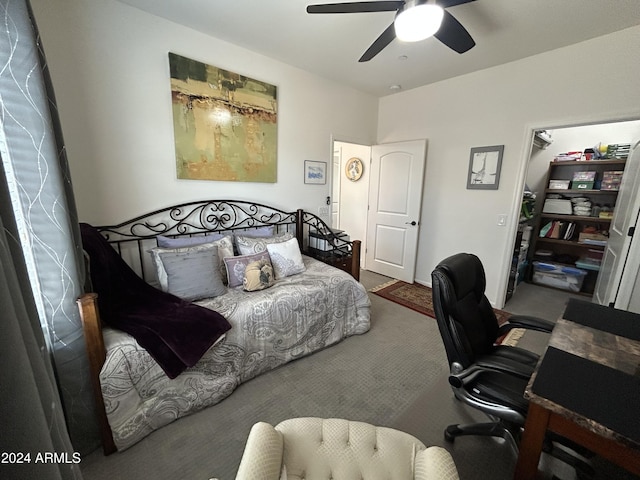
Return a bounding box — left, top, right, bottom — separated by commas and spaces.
235, 422, 283, 480
449, 355, 533, 388
414, 446, 460, 480
498, 314, 554, 336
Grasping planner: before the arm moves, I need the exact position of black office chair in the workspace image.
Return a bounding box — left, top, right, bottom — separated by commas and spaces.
431, 252, 553, 443
431, 253, 593, 477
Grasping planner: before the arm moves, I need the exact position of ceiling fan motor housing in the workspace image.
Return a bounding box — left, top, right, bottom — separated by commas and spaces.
394, 0, 445, 42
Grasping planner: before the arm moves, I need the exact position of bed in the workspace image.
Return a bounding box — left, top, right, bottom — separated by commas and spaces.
77, 200, 371, 453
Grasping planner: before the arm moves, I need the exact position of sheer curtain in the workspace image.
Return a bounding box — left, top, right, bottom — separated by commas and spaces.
0, 0, 98, 461
0, 168, 82, 479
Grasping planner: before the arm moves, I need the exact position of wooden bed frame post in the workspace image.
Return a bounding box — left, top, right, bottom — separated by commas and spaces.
351, 240, 361, 281
77, 293, 117, 455
295, 209, 304, 249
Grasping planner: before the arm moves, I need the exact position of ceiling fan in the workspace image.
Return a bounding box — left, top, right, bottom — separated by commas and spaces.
306, 0, 476, 62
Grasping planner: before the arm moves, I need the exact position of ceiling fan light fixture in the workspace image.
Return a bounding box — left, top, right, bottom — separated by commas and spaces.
394, 3, 444, 43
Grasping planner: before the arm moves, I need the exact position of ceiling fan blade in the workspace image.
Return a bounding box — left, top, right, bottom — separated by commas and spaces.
307, 1, 403, 14
434, 10, 475, 53
359, 22, 396, 62
437, 0, 475, 8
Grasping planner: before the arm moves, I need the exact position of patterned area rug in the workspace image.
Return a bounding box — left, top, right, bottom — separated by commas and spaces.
371, 280, 523, 345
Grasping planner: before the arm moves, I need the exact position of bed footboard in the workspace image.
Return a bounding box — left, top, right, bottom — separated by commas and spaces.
77, 293, 117, 455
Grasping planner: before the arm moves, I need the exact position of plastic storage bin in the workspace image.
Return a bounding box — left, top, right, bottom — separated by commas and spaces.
532, 262, 587, 292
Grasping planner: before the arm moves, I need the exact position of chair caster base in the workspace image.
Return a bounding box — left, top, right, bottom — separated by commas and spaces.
444, 426, 459, 442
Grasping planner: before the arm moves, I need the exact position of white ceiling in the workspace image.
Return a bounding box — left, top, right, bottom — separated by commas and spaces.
116, 0, 640, 97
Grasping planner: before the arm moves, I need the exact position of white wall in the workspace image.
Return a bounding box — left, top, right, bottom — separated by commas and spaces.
31, 0, 378, 225
378, 26, 640, 306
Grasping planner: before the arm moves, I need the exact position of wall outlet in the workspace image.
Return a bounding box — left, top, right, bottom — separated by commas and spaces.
318, 206, 330, 215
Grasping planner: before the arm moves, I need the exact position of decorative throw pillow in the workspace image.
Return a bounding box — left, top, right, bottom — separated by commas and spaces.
156, 235, 234, 283
157, 232, 227, 248
243, 259, 274, 291
233, 225, 275, 239
266, 237, 306, 279
223, 251, 271, 287
148, 243, 226, 301
235, 232, 294, 255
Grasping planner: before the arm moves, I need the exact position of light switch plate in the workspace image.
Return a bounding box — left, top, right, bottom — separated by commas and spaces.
318, 206, 330, 215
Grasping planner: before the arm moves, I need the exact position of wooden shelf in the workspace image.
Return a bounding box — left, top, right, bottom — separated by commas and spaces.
539, 213, 612, 223
549, 159, 626, 167
545, 189, 619, 195
536, 238, 605, 249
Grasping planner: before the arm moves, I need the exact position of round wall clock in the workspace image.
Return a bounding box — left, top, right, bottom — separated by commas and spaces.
345, 157, 363, 182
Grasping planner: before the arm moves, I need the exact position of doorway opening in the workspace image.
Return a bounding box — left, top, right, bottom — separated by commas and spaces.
506, 119, 640, 312
331, 140, 371, 268
331, 138, 428, 282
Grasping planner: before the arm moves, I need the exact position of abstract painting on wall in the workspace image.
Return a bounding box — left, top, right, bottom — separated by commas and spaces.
169, 53, 277, 182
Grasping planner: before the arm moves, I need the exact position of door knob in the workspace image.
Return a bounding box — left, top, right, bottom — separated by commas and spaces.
405, 221, 417, 226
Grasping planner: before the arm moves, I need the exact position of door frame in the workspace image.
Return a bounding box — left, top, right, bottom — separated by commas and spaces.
329, 135, 372, 269
501, 115, 640, 308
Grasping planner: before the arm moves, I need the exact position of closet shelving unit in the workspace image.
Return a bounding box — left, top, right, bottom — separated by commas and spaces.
530, 158, 627, 296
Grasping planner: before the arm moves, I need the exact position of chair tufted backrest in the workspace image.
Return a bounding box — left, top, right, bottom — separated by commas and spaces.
276, 418, 425, 480
431, 253, 500, 368
235, 419, 459, 480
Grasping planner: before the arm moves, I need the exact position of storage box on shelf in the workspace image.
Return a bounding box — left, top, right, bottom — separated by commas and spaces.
529, 158, 626, 296
549, 180, 570, 190
571, 171, 596, 190
309, 228, 350, 251
306, 227, 354, 275
532, 262, 587, 292
601, 171, 623, 191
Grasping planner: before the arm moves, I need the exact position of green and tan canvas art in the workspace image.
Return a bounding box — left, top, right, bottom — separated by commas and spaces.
169, 53, 277, 182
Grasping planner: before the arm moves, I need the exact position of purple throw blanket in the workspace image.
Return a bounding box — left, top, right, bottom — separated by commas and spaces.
80, 223, 231, 378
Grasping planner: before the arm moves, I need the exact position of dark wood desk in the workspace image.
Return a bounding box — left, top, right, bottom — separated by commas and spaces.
513, 299, 640, 479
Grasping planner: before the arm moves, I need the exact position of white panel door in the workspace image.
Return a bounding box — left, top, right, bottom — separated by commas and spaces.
594, 140, 640, 306
366, 140, 426, 282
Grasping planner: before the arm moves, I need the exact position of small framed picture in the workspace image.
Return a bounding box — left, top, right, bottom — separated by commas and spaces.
467, 145, 504, 190
304, 160, 327, 184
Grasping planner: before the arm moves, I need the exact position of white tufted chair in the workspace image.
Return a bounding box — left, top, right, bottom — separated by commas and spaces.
235, 418, 460, 480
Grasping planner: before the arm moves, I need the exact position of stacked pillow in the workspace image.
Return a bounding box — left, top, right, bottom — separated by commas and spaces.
149, 236, 233, 301
243, 259, 274, 291
235, 231, 294, 255
265, 237, 306, 279
149, 228, 306, 297
223, 251, 272, 288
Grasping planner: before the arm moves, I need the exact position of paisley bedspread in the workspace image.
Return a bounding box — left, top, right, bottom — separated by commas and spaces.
100, 256, 371, 450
